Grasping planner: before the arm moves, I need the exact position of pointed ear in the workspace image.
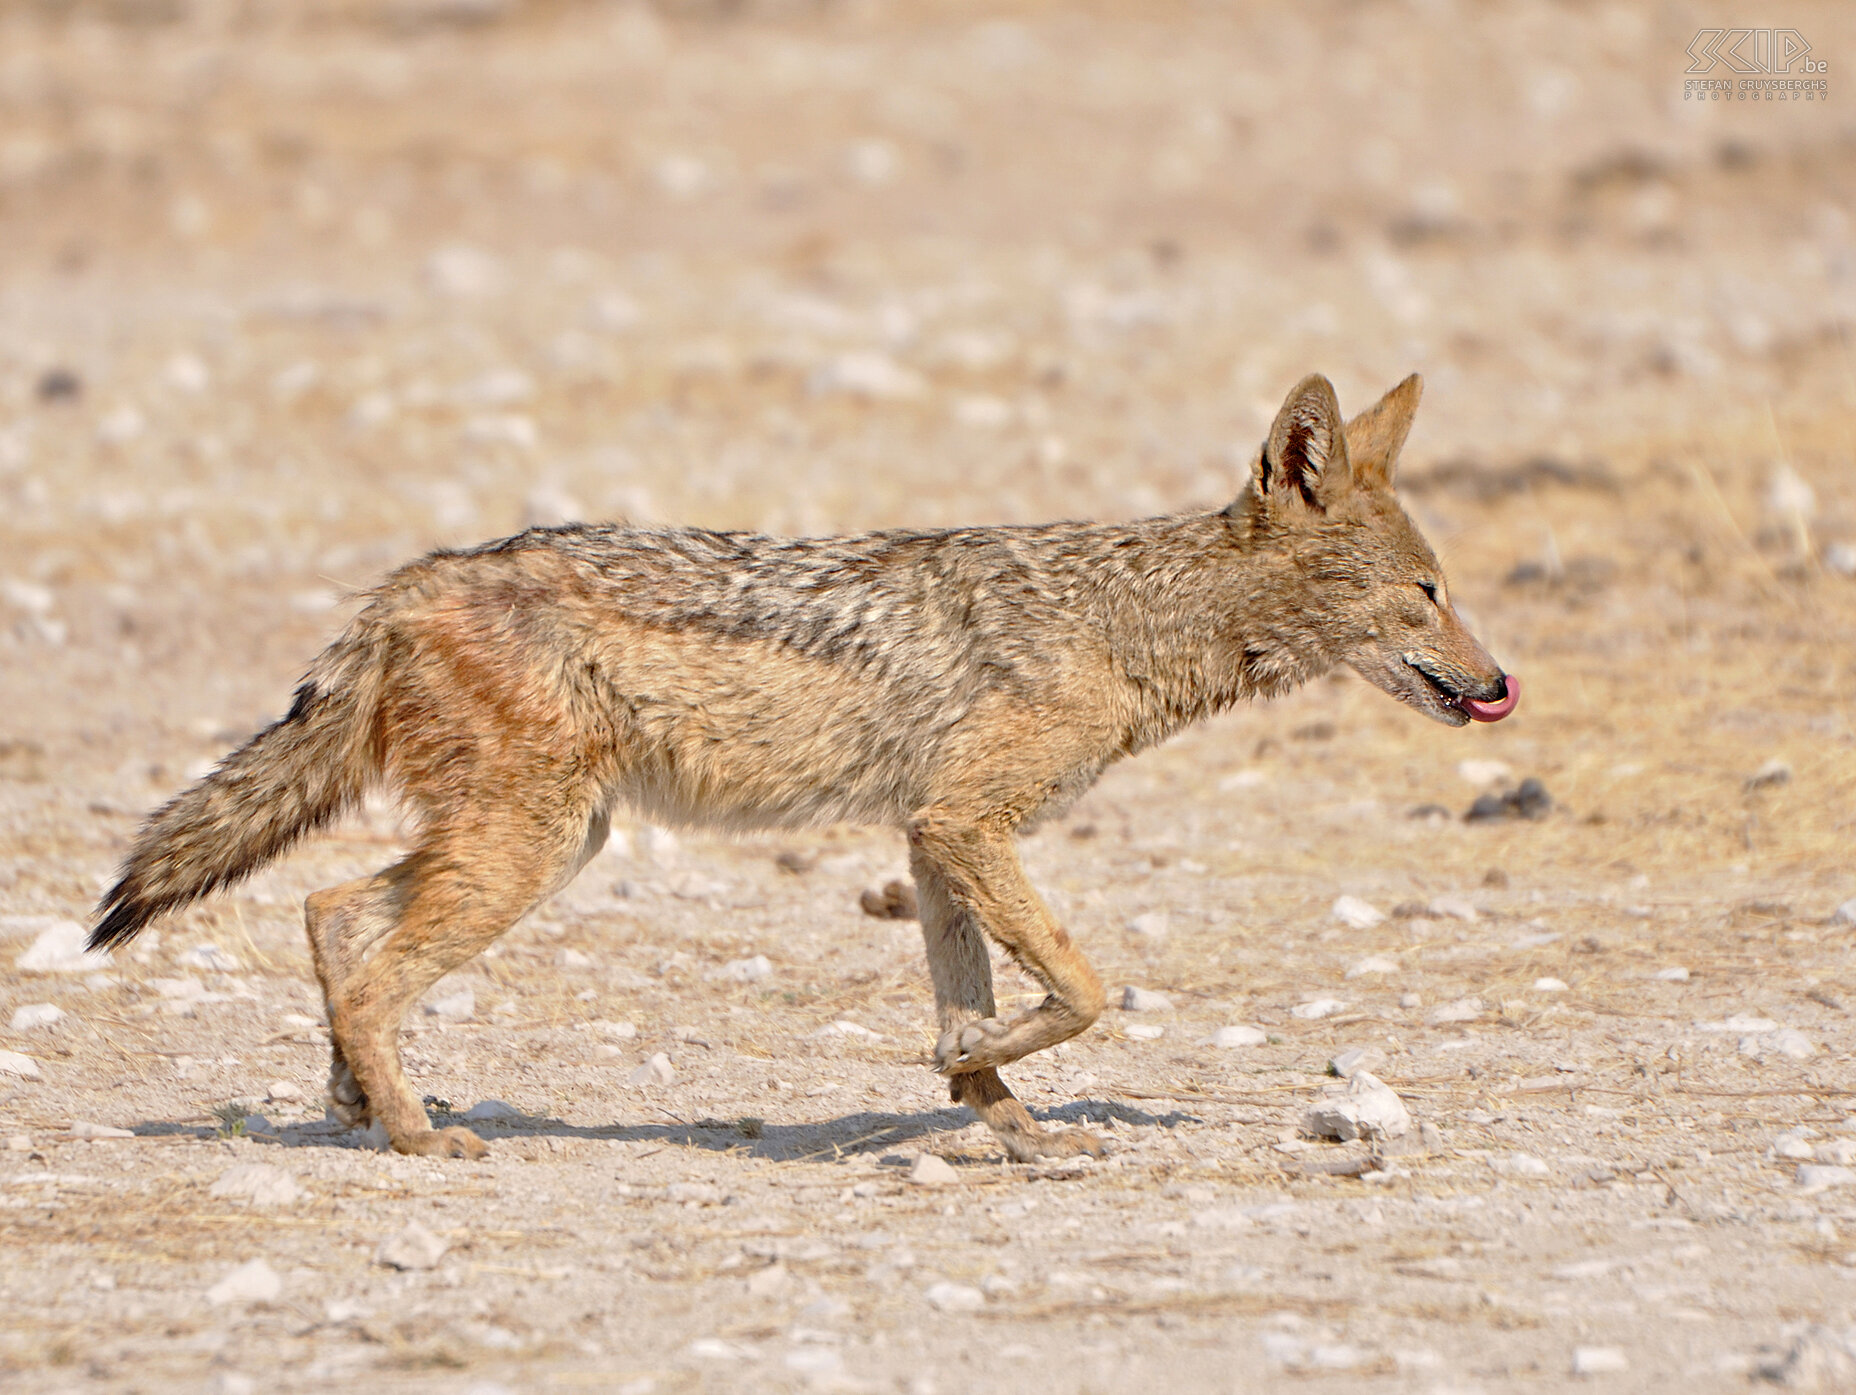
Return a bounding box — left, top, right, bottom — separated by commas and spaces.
1251, 374, 1350, 515
1343, 373, 1422, 490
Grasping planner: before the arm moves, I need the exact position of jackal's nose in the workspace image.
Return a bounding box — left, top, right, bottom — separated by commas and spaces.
1459, 673, 1519, 723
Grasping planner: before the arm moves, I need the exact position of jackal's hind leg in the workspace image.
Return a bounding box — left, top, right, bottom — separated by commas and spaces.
305, 875, 400, 1129
912, 840, 1104, 1161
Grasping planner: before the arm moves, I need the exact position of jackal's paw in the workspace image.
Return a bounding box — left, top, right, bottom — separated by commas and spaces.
398, 1125, 489, 1160
326, 1058, 371, 1128
934, 1017, 1013, 1073
1022, 1127, 1106, 1161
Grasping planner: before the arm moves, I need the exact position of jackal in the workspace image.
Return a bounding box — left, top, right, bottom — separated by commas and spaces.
91, 373, 1516, 1161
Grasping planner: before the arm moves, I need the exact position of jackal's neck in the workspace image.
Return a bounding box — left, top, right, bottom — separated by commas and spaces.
1077, 510, 1334, 750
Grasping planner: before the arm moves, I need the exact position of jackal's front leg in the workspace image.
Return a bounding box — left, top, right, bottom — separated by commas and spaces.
909, 813, 1106, 1161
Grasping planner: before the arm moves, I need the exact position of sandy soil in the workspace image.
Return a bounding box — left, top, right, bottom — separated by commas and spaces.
4, 2, 1856, 1390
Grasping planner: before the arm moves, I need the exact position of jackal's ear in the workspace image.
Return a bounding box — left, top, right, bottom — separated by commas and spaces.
1252, 374, 1350, 515
1343, 373, 1422, 490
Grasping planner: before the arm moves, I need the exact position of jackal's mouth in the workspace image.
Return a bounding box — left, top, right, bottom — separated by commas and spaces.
1403, 657, 1519, 724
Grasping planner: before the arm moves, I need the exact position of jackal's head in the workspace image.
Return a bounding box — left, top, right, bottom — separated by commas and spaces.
1233, 373, 1517, 727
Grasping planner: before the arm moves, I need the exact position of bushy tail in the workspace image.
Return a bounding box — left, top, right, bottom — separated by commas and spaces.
89, 624, 391, 951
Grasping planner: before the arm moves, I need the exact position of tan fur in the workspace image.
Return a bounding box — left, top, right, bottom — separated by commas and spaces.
92, 374, 1508, 1160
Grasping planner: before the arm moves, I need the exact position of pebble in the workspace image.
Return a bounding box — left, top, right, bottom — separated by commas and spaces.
811, 1020, 881, 1040
265, 1080, 302, 1103
922, 1281, 984, 1312
744, 1262, 788, 1298
1291, 998, 1348, 1020
16, 920, 111, 974
1204, 1026, 1267, 1048
375, 1221, 448, 1271
629, 1053, 676, 1087
1754, 1323, 1856, 1387
1830, 898, 1856, 927
1125, 1023, 1165, 1040
1772, 1132, 1816, 1161
1121, 986, 1173, 1012
1428, 997, 1484, 1024
1429, 895, 1479, 921
1571, 1346, 1629, 1376
716, 955, 773, 983
809, 351, 924, 400
424, 986, 476, 1022
1701, 1014, 1778, 1033
1302, 1071, 1412, 1142
908, 1154, 959, 1187
1493, 1153, 1551, 1178
178, 943, 239, 972
1769, 1028, 1817, 1060
1827, 543, 1856, 578
0, 1050, 43, 1079
9, 1003, 64, 1031
1398, 992, 1423, 1009
1534, 978, 1570, 992
1815, 1141, 1856, 1166
1746, 758, 1792, 791
554, 948, 596, 969
6, 1135, 30, 1150
1655, 966, 1690, 982
69, 1121, 133, 1139
592, 1020, 638, 1040
1126, 911, 1170, 940
1798, 1165, 1856, 1193
1328, 1046, 1387, 1079
463, 1099, 519, 1121
1465, 777, 1552, 823
210, 1163, 303, 1207
205, 1258, 283, 1306
1346, 956, 1399, 978
1458, 758, 1512, 786
1331, 896, 1386, 929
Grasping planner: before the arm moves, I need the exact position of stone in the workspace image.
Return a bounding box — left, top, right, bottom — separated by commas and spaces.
1826, 543, 1856, 578
1655, 966, 1690, 983
1120, 986, 1173, 1012
1328, 1046, 1387, 1079
206, 1259, 283, 1306
1769, 1029, 1817, 1061
241, 1114, 277, 1136
1302, 1071, 1412, 1142
1205, 1026, 1267, 1048
1465, 777, 1552, 823
9, 1003, 63, 1031
1830, 898, 1856, 927
811, 1020, 881, 1040
1346, 956, 1399, 978
1534, 978, 1570, 992
16, 921, 111, 974
375, 1221, 448, 1271
554, 948, 595, 969
0, 1050, 42, 1079
1796, 1165, 1856, 1192
809, 352, 924, 401
1125, 1023, 1165, 1040
1571, 1346, 1628, 1376
716, 955, 773, 983
1746, 758, 1792, 791
1458, 758, 1512, 786
69, 1120, 133, 1139
1428, 997, 1484, 1024
745, 1262, 788, 1298
1126, 911, 1170, 940
265, 1080, 302, 1103
922, 1281, 984, 1312
1772, 1132, 1816, 1161
210, 1163, 303, 1207
1701, 1014, 1779, 1033
1493, 1153, 1551, 1178
424, 986, 475, 1022
1331, 896, 1386, 929
178, 943, 239, 971
1754, 1324, 1856, 1388
463, 1099, 519, 1121
1398, 992, 1423, 1009
591, 1020, 638, 1040
1291, 998, 1348, 1020
1428, 895, 1479, 922
1815, 1141, 1856, 1166
908, 1154, 959, 1187
628, 1053, 676, 1087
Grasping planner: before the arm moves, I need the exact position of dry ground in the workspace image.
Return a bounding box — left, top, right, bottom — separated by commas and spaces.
4, 2, 1856, 1391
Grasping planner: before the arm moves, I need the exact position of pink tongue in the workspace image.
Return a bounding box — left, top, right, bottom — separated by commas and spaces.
1461, 674, 1520, 723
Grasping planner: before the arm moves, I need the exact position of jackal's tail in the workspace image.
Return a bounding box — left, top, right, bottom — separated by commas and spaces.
89, 624, 391, 951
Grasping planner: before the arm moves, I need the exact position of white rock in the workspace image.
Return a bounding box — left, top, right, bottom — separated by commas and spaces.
1331, 896, 1386, 930
1205, 1026, 1267, 1048
1493, 1153, 1551, 1178
744, 1261, 788, 1298
207, 1374, 255, 1395
178, 943, 239, 971
424, 986, 475, 1022
206, 1259, 282, 1306
1398, 992, 1423, 1009
1429, 895, 1479, 922
1827, 543, 1856, 578
70, 1120, 133, 1139
554, 948, 596, 969
1701, 1014, 1778, 1033
1302, 1071, 1411, 1142
376, 1221, 448, 1271
1814, 1140, 1856, 1166
1755, 1324, 1856, 1387
628, 1052, 676, 1087
1428, 997, 1484, 1024
463, 1099, 519, 1121
1797, 1164, 1856, 1192
1655, 966, 1690, 983
9, 1003, 63, 1031
1773, 1132, 1816, 1161
811, 1020, 881, 1040
1291, 998, 1348, 1020
922, 1281, 984, 1312
1534, 978, 1570, 993
0, 1050, 42, 1079
265, 1080, 302, 1103
1121, 986, 1173, 1012
809, 352, 923, 401
1769, 1029, 1817, 1060
908, 1154, 959, 1187
1328, 1046, 1387, 1079
591, 1020, 638, 1040
210, 1163, 303, 1207
1458, 758, 1512, 786
1830, 897, 1856, 926
1126, 911, 1170, 940
1125, 1023, 1165, 1041
1571, 1346, 1629, 1376
715, 955, 773, 983
151, 976, 205, 1000
1346, 956, 1399, 978
16, 921, 111, 974
426, 243, 503, 297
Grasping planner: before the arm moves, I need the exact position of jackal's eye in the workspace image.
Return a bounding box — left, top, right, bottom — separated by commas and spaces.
1417, 580, 1440, 605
